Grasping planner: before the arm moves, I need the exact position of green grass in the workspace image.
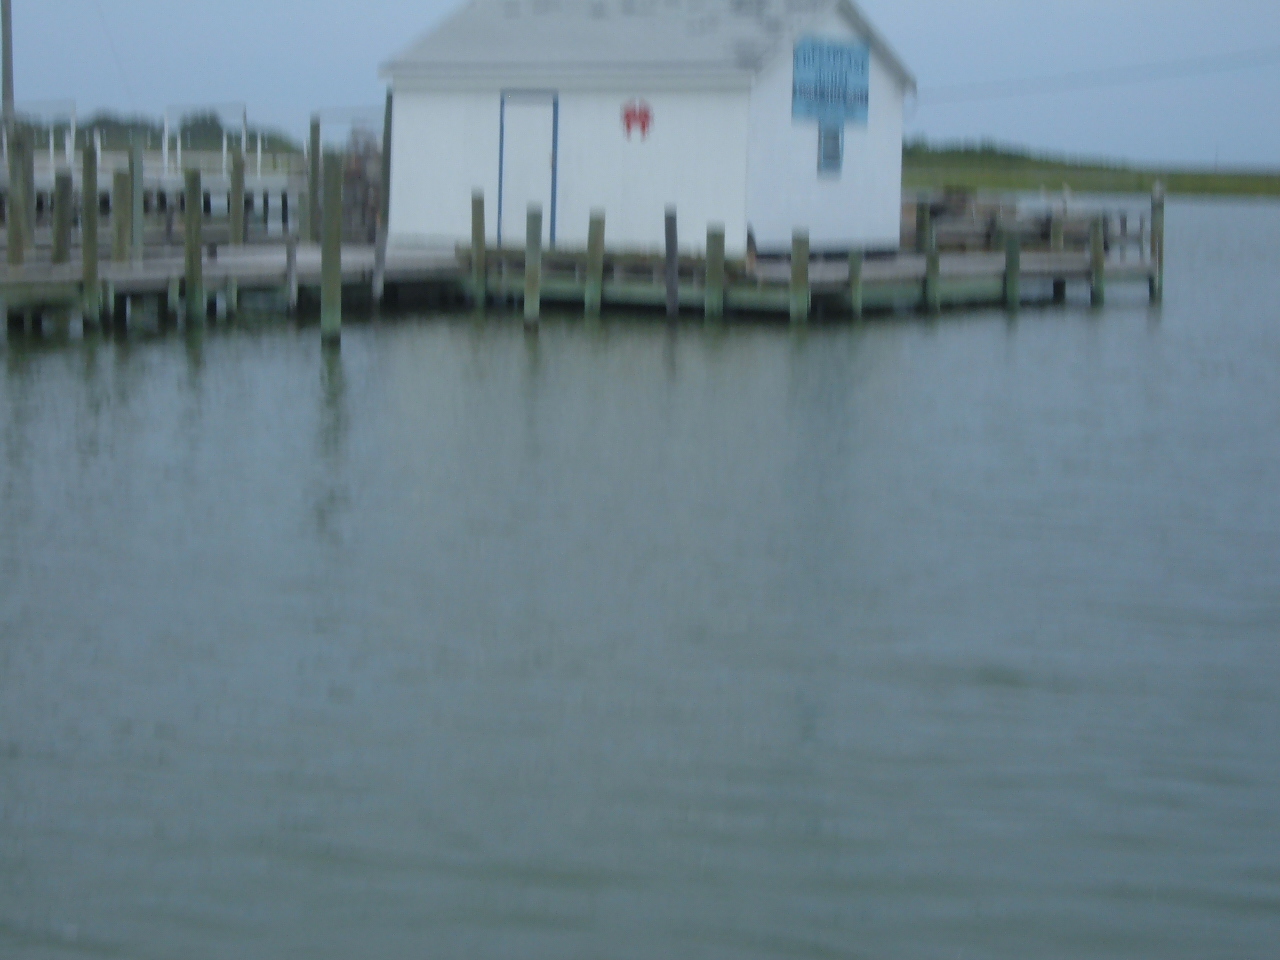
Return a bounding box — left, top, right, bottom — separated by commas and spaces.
904, 142, 1280, 196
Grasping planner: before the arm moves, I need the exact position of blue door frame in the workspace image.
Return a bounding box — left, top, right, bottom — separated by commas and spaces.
497, 90, 559, 248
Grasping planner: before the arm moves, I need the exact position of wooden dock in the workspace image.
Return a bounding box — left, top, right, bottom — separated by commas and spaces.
1, 177, 1166, 337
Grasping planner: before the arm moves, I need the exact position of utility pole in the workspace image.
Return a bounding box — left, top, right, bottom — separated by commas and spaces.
2, 0, 14, 129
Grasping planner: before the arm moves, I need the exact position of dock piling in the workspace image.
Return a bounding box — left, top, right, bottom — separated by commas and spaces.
82, 146, 99, 320
112, 170, 131, 263
1051, 210, 1066, 302
308, 116, 321, 244
925, 225, 941, 314
704, 223, 724, 320
1150, 183, 1165, 304
321, 154, 343, 341
790, 230, 809, 324
285, 231, 299, 313
129, 142, 143, 263
470, 190, 486, 307
1090, 218, 1106, 307
6, 132, 23, 265
184, 169, 203, 324
664, 206, 678, 318
915, 200, 930, 254
524, 203, 542, 325
52, 171, 71, 264
1004, 232, 1021, 310
849, 249, 864, 320
230, 150, 245, 246
585, 210, 605, 318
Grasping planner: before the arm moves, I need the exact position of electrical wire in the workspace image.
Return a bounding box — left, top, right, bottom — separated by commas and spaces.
92, 0, 135, 106
916, 44, 1280, 105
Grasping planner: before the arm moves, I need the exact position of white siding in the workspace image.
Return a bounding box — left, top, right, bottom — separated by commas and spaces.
745, 12, 905, 252
555, 90, 750, 253
389, 87, 751, 253
388, 92, 501, 246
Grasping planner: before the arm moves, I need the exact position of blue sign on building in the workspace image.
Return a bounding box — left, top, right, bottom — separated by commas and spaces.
792, 37, 870, 126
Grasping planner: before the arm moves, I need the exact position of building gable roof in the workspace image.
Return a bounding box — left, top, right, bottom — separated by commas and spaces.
381, 0, 915, 92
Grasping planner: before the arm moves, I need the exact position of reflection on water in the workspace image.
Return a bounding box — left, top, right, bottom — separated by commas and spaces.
1, 201, 1279, 960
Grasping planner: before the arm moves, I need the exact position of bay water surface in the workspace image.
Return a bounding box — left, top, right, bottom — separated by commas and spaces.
2, 200, 1279, 958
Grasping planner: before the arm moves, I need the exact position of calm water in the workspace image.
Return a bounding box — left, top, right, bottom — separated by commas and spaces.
2, 200, 1279, 959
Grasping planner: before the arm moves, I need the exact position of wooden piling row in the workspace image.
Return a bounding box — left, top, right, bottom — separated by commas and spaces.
924, 225, 941, 314
848, 249, 863, 320
1150, 184, 1165, 304
1090, 218, 1106, 307
81, 147, 100, 319
6, 131, 24, 265
704, 224, 724, 321
525, 204, 542, 326
585, 210, 606, 318
664, 206, 678, 318
52, 172, 71, 265
308, 116, 322, 245
129, 142, 144, 263
790, 230, 809, 324
1004, 233, 1021, 310
471, 190, 486, 307
230, 150, 245, 246
321, 154, 343, 340
184, 168, 203, 323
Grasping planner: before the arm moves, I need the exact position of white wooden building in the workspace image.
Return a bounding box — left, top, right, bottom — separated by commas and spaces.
381, 0, 915, 255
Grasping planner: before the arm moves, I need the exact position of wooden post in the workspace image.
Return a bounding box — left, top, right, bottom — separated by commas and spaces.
321, 154, 343, 341
790, 229, 809, 324
1150, 182, 1165, 304
52, 171, 72, 264
524, 203, 542, 325
285, 231, 299, 313
470, 189, 486, 306
924, 225, 941, 314
915, 199, 930, 254
297, 189, 311, 247
664, 206, 678, 318
1051, 209, 1066, 303
848, 249, 863, 321
704, 223, 724, 320
81, 146, 100, 320
1090, 217, 1106, 307
129, 141, 143, 263
229, 149, 245, 246
20, 128, 32, 247
585, 209, 606, 318
184, 168, 203, 323
112, 170, 131, 262
373, 91, 394, 308
166, 277, 180, 325
1004, 232, 1021, 310
6, 130, 23, 265
2, 0, 13, 129
308, 115, 321, 243
379, 89, 393, 230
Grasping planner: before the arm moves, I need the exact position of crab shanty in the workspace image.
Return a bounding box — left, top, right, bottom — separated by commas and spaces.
381, 0, 916, 255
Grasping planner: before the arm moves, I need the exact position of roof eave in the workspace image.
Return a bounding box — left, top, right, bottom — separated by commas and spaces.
836, 0, 916, 93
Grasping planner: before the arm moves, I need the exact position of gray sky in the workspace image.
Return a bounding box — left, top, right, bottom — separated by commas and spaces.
12, 0, 1280, 166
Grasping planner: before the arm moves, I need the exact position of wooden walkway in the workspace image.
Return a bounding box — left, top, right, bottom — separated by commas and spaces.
2, 184, 1167, 334
1, 239, 1161, 329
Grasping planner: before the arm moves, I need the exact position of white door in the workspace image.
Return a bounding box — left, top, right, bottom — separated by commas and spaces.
500, 94, 556, 246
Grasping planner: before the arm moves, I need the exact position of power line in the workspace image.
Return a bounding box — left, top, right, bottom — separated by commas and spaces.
92, 0, 135, 106
916, 44, 1280, 105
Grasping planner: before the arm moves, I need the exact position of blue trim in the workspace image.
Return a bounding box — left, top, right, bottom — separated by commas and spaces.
497, 89, 559, 248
